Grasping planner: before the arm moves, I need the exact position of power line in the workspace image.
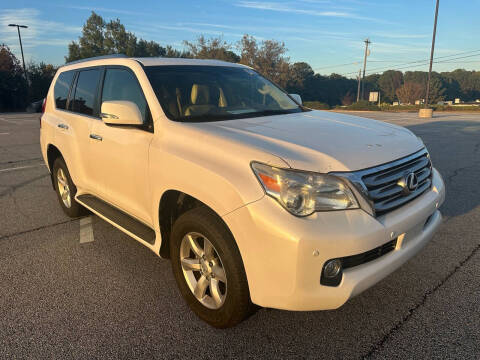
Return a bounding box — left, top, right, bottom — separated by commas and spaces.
362, 53, 480, 76
340, 49, 480, 77
311, 49, 480, 75
313, 61, 361, 70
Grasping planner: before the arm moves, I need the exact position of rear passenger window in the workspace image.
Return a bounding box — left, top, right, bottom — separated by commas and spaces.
101, 68, 148, 123
72, 69, 101, 116
54, 71, 74, 110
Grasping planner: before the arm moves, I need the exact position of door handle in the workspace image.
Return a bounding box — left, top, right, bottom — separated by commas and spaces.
89, 134, 103, 141
57, 123, 69, 130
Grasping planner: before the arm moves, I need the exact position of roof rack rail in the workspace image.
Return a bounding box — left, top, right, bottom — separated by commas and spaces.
64, 54, 128, 66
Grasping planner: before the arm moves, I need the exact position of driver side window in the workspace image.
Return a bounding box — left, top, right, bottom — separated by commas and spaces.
101, 68, 149, 124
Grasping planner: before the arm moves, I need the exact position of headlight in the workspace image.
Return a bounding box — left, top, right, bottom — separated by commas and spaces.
251, 162, 359, 216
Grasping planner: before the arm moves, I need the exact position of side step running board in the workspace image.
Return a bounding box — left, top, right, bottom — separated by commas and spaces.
76, 194, 156, 245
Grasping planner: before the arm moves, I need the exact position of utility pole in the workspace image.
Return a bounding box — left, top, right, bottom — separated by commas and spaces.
424, 0, 440, 108
360, 38, 371, 100
8, 23, 28, 81
356, 69, 362, 102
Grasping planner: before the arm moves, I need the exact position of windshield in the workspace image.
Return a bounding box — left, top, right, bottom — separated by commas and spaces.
145, 65, 305, 122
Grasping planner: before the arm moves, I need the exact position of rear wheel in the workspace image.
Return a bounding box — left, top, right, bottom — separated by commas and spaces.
170, 207, 256, 328
52, 157, 87, 218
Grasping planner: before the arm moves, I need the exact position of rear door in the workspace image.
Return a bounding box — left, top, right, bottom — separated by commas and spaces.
47, 70, 75, 169
89, 66, 154, 224
49, 68, 102, 193
67, 68, 104, 194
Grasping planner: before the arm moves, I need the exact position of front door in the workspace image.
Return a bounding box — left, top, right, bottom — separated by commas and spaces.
89, 67, 154, 225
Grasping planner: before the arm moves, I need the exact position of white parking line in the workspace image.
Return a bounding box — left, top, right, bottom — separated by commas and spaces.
0, 164, 46, 173
79, 216, 94, 244
0, 118, 18, 124
0, 133, 9, 135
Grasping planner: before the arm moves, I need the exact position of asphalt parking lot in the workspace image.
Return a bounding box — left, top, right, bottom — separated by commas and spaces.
1, 111, 479, 359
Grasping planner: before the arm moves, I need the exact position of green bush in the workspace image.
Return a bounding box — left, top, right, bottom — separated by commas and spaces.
431, 105, 480, 111
379, 104, 420, 112
338, 102, 480, 112
303, 101, 330, 110
378, 104, 480, 112
337, 100, 380, 111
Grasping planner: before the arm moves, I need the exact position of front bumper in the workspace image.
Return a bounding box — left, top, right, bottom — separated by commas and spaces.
223, 168, 445, 311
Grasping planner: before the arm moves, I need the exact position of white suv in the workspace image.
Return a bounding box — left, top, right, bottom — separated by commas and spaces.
40, 55, 445, 328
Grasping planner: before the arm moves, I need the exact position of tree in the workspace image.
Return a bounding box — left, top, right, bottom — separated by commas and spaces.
66, 12, 167, 62
27, 62, 57, 101
363, 73, 380, 99
378, 70, 403, 103
287, 62, 314, 93
136, 39, 167, 57
341, 91, 355, 105
237, 34, 258, 68
442, 69, 480, 101
0, 44, 28, 111
164, 45, 191, 58
396, 82, 424, 104
237, 35, 290, 87
404, 71, 446, 103
183, 35, 239, 62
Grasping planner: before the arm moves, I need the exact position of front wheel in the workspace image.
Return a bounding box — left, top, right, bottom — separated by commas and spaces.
170, 207, 256, 328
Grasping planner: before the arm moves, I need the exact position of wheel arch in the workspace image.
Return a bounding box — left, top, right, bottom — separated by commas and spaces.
158, 190, 236, 259
46, 144, 63, 188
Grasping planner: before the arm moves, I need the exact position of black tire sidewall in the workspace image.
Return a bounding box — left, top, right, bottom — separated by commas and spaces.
170, 207, 253, 328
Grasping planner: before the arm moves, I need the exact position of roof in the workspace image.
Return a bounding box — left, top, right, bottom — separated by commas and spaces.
63, 54, 246, 69
133, 57, 246, 68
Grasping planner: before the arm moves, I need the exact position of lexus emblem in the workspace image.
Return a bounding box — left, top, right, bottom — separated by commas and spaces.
398, 172, 418, 195
406, 172, 419, 191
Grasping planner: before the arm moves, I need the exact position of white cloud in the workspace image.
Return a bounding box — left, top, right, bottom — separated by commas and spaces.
372, 32, 429, 39
129, 23, 247, 41
178, 22, 356, 42
235, 1, 388, 22
0, 8, 80, 60
63, 5, 148, 16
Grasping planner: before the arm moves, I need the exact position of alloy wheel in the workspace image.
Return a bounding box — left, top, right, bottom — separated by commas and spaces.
180, 232, 227, 309
57, 168, 71, 208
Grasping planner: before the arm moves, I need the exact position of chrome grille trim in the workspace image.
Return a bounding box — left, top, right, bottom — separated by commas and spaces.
333, 149, 433, 217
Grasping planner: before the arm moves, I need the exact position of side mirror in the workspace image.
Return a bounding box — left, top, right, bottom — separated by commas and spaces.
289, 94, 302, 105
101, 100, 143, 126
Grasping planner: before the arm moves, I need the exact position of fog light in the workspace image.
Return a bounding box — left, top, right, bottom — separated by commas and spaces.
323, 259, 342, 278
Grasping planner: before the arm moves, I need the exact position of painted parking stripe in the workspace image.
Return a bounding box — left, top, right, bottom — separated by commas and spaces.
79, 216, 94, 244
0, 164, 45, 173
0, 118, 18, 124
0, 133, 9, 135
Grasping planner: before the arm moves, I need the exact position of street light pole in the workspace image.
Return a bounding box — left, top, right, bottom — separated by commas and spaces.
8, 24, 28, 81
424, 0, 440, 108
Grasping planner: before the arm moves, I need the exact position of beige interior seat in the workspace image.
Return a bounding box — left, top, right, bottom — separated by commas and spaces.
184, 84, 217, 116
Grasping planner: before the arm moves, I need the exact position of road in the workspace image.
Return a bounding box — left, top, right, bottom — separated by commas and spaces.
1, 112, 479, 359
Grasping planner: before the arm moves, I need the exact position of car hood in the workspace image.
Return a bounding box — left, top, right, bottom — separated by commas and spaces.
192, 110, 425, 173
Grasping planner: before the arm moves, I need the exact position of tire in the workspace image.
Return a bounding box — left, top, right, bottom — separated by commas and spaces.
52, 157, 87, 218
170, 207, 256, 328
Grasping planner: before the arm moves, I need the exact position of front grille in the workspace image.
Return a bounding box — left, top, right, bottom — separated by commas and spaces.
357, 150, 432, 216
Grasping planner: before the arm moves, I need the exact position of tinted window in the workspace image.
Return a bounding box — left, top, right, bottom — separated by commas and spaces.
72, 69, 101, 116
101, 68, 147, 123
54, 71, 74, 110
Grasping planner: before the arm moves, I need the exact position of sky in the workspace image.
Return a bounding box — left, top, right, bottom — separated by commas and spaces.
0, 0, 479, 78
